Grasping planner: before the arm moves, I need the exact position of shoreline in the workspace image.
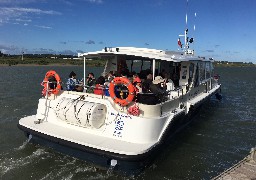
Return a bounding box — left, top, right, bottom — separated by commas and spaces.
1, 63, 255, 68
0, 63, 103, 67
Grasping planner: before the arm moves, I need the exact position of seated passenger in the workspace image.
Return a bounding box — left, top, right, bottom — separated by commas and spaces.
151, 76, 167, 101
138, 73, 160, 105
142, 73, 153, 93
104, 71, 115, 96
86, 72, 96, 93
106, 71, 115, 82
94, 76, 105, 95
120, 69, 129, 77
66, 71, 82, 91
133, 73, 142, 94
48, 75, 57, 90
153, 76, 167, 91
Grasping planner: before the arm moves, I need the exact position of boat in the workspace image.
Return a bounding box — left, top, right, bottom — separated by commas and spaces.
18, 29, 222, 174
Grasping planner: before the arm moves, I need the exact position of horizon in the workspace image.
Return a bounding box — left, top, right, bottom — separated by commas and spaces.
0, 0, 255, 63
1, 52, 255, 64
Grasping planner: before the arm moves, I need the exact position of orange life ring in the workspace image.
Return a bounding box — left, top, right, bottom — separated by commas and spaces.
109, 77, 135, 106
42, 70, 62, 96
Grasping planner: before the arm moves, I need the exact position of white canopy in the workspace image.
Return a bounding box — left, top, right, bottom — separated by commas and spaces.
78, 47, 209, 62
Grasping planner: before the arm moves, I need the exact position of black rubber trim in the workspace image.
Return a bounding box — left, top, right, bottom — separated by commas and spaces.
17, 123, 158, 162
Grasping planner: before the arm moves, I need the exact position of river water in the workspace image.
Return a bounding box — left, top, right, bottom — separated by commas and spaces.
0, 66, 255, 180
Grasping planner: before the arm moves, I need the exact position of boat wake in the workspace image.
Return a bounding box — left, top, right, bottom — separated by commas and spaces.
15, 135, 32, 150
1, 144, 118, 180
0, 148, 47, 177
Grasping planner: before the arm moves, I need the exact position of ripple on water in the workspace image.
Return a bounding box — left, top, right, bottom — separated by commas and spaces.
1, 66, 256, 179
0, 148, 47, 176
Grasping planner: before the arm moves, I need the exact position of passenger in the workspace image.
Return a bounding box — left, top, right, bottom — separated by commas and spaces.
142, 73, 153, 93
117, 59, 128, 77
104, 71, 115, 86
106, 71, 115, 82
152, 76, 166, 91
86, 72, 96, 93
139, 73, 162, 105
104, 71, 115, 96
151, 76, 167, 101
94, 76, 105, 95
66, 71, 83, 91
48, 75, 57, 90
133, 73, 142, 94
161, 71, 174, 91
120, 69, 129, 77
86, 72, 96, 86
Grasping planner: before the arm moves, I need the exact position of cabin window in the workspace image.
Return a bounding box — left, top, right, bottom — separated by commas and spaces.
199, 62, 205, 82
125, 60, 151, 79
205, 62, 211, 79
193, 63, 200, 87
189, 64, 194, 78
182, 69, 187, 79
188, 63, 194, 86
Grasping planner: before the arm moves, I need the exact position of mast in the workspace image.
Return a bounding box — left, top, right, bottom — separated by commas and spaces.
178, 0, 194, 55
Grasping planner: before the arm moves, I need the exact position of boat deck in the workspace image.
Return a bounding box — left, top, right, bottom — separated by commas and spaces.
212, 148, 256, 180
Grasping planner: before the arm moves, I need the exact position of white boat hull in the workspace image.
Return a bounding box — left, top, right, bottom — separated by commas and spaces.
18, 84, 221, 174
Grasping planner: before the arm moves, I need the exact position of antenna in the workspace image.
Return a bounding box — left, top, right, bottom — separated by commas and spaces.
194, 12, 197, 31
185, 0, 188, 48
177, 0, 195, 55
186, 0, 188, 27
192, 12, 197, 52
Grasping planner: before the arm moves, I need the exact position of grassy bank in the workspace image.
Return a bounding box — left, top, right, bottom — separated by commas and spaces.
0, 57, 106, 67
0, 57, 255, 67
213, 62, 256, 67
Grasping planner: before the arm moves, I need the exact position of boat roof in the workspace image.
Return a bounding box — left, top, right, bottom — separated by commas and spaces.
78, 47, 211, 62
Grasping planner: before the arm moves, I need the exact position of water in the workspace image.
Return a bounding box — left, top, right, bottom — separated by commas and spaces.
0, 66, 255, 179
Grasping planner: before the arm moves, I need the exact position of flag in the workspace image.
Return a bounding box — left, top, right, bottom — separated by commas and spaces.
178, 38, 182, 48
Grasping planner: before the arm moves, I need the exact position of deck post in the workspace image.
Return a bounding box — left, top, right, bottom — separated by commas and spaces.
83, 56, 86, 89
152, 59, 156, 79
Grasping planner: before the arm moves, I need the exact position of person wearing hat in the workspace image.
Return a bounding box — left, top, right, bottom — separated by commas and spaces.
139, 74, 166, 104
150, 76, 167, 102
152, 76, 167, 90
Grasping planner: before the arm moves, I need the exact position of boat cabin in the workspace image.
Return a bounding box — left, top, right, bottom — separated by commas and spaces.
79, 47, 216, 107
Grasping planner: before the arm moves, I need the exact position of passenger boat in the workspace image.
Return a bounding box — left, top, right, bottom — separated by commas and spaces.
18, 30, 221, 174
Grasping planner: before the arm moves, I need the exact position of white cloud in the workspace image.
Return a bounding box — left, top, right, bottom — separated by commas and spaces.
86, 40, 95, 44
0, 0, 38, 5
35, 25, 52, 29
1, 7, 61, 15
58, 0, 73, 6
0, 44, 20, 54
0, 7, 61, 25
85, 0, 103, 4
16, 18, 32, 22
0, 0, 75, 6
59, 49, 76, 55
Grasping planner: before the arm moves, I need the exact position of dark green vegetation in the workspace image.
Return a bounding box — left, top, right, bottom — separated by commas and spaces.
0, 53, 106, 67
213, 61, 255, 67
0, 52, 254, 67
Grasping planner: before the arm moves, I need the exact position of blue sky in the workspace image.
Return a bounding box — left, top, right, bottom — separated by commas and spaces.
0, 0, 255, 63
